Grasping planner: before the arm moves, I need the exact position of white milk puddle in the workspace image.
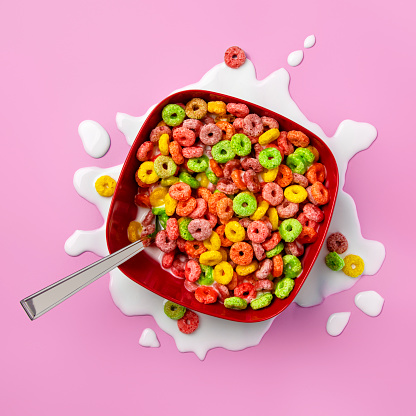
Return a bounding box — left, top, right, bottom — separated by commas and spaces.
139, 328, 160, 348
66, 57, 385, 359
355, 291, 384, 317
326, 312, 351, 336
78, 120, 110, 158
287, 50, 304, 67
304, 35, 316, 49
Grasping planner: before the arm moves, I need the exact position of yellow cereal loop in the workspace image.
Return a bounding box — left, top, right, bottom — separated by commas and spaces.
207, 101, 227, 115
213, 261, 234, 285
95, 175, 116, 197
307, 145, 319, 162
224, 221, 246, 242
199, 250, 223, 267
127, 221, 142, 242
342, 254, 365, 278
159, 133, 170, 155
218, 247, 228, 262
261, 167, 279, 182
196, 172, 210, 188
149, 187, 168, 207
267, 207, 279, 231
236, 261, 259, 276
203, 231, 221, 251
164, 193, 178, 216
137, 161, 159, 184
258, 128, 280, 146
250, 200, 270, 221
284, 185, 308, 203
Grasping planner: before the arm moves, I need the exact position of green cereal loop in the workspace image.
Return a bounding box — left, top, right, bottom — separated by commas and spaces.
188, 155, 209, 173
283, 255, 302, 279
294, 147, 315, 167
258, 148, 282, 169
325, 252, 345, 271
224, 297, 248, 310
162, 104, 186, 127
160, 176, 179, 187
197, 265, 214, 285
212, 140, 236, 163
275, 277, 295, 299
230, 133, 252, 156
279, 219, 303, 242
286, 153, 307, 174
164, 301, 186, 320
179, 217, 194, 241
179, 171, 200, 189
152, 206, 166, 216
153, 156, 177, 179
250, 293, 273, 310
158, 213, 168, 230
266, 241, 285, 258
232, 192, 257, 217
206, 169, 219, 184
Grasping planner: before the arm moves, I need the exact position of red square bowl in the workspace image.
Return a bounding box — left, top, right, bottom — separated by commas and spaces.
106, 90, 339, 323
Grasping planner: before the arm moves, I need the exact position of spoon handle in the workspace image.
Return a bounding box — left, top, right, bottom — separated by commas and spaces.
20, 239, 145, 320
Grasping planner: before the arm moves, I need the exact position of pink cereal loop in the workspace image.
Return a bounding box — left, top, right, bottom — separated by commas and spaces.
155, 230, 177, 253
182, 146, 204, 158
255, 258, 273, 279
297, 213, 318, 230
241, 157, 263, 173
173, 127, 196, 147
247, 221, 269, 244
183, 119, 204, 137
233, 117, 245, 134
224, 46, 246, 69
303, 203, 324, 222
251, 242, 266, 261
199, 124, 223, 145
277, 198, 299, 219
189, 198, 208, 219
243, 169, 261, 193
243, 114, 264, 137
223, 159, 242, 178
150, 125, 172, 143
262, 182, 284, 206
285, 241, 304, 257
226, 103, 250, 118
187, 219, 213, 241
261, 116, 279, 131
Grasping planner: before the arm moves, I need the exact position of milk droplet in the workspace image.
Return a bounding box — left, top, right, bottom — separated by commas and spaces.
304, 35, 316, 49
287, 50, 304, 67
78, 120, 110, 158
139, 328, 160, 348
326, 312, 351, 336
355, 291, 384, 317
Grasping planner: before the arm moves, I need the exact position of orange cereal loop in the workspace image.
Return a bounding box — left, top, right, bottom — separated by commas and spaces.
197, 187, 212, 202
209, 159, 224, 178
169, 140, 184, 165
231, 169, 247, 190
287, 130, 310, 148
157, 120, 167, 127
217, 197, 234, 221
306, 163, 326, 184
208, 192, 226, 214
307, 145, 319, 162
310, 181, 329, 205
276, 164, 293, 188
272, 254, 283, 278
207, 101, 227, 115
216, 224, 233, 247
176, 197, 197, 216
296, 226, 318, 244
185, 241, 207, 258
230, 242, 253, 266
216, 120, 236, 141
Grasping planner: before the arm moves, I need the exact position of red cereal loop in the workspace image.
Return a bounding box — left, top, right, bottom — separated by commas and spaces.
169, 140, 184, 165
327, 232, 348, 254
176, 197, 197, 216
216, 120, 235, 141
227, 103, 250, 118
223, 159, 241, 178
233, 117, 245, 134
184, 280, 198, 292
243, 114, 264, 137
208, 192, 226, 214
247, 221, 269, 244
243, 169, 261, 193
195, 286, 218, 304
197, 187, 212, 202
292, 173, 308, 188
252, 242, 266, 261
185, 259, 202, 282
142, 210, 155, 226
136, 141, 154, 162
169, 182, 192, 201
199, 124, 222, 145
310, 182, 329, 205
297, 213, 318, 230
227, 271, 238, 290
150, 125, 172, 143
204, 211, 218, 229
255, 258, 273, 279
188, 219, 213, 241
185, 241, 207, 258
173, 127, 196, 147
254, 279, 274, 291
262, 182, 284, 206
213, 282, 230, 303
261, 116, 279, 131
166, 217, 179, 240
296, 226, 318, 244
134, 192, 151, 208
176, 237, 187, 252
287, 130, 310, 148
224, 46, 246, 69
155, 230, 177, 253
277, 131, 294, 155
241, 157, 263, 172
276, 164, 293, 188
216, 224, 233, 247
306, 163, 327, 184
234, 283, 256, 303
162, 251, 175, 268
230, 242, 254, 266
189, 198, 208, 219
277, 198, 299, 219
177, 310, 199, 334
272, 254, 283, 278
260, 216, 273, 233
303, 203, 324, 222
216, 178, 239, 194
285, 241, 304, 257
182, 146, 204, 158
209, 159, 224, 178
231, 169, 247, 191
182, 119, 204, 137
135, 171, 151, 188
262, 232, 281, 251
217, 197, 234, 221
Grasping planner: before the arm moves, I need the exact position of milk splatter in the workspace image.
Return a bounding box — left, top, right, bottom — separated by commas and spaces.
355, 291, 384, 317
304, 35, 316, 49
287, 50, 304, 67
326, 312, 351, 336
139, 328, 160, 348
78, 120, 110, 158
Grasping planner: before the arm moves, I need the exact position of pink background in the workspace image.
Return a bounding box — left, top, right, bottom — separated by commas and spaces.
2, 0, 415, 415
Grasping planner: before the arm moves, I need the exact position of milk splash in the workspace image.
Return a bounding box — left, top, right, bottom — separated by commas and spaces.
78, 120, 110, 158
66, 58, 385, 359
